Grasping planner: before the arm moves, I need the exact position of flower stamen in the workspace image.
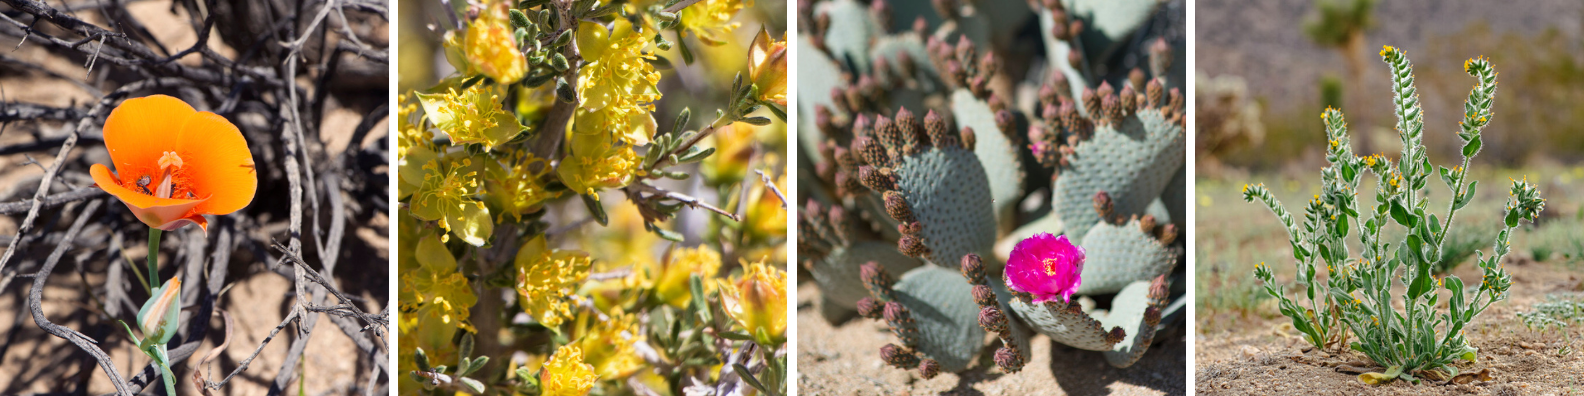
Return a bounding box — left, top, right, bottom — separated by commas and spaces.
154, 151, 184, 199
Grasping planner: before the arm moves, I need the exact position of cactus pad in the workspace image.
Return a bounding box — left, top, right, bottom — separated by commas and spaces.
1051, 108, 1184, 243
1075, 217, 1178, 295
886, 265, 985, 372
951, 89, 1025, 231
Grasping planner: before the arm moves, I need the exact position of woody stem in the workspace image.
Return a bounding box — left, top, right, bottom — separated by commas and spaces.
147, 227, 162, 292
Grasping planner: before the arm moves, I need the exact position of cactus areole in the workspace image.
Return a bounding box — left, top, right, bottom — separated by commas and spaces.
1005, 232, 1085, 304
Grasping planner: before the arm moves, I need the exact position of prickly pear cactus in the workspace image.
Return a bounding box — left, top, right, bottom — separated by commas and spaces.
797, 0, 1184, 381
799, 200, 922, 313
852, 107, 996, 267
1048, 101, 1185, 244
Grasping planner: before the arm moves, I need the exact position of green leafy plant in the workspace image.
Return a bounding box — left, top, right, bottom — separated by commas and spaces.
1517, 293, 1584, 332
1245, 46, 1546, 385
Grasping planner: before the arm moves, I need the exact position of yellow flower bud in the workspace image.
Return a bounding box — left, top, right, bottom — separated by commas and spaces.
717, 259, 787, 346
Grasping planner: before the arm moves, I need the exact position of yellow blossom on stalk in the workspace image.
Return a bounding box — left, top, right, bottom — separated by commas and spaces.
700, 122, 757, 185
576, 19, 661, 145
654, 245, 722, 308
463, 2, 527, 84
746, 27, 787, 105
745, 171, 787, 240
404, 236, 478, 332
575, 308, 643, 379
540, 345, 598, 396
410, 157, 493, 246
557, 131, 641, 198
717, 258, 787, 346
396, 93, 432, 159
516, 235, 593, 327
415, 84, 524, 149
485, 151, 562, 222
679, 0, 745, 45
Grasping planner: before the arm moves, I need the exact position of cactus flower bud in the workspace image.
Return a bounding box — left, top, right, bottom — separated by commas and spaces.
883, 191, 916, 223
960, 253, 986, 285
898, 234, 931, 257
1004, 232, 1084, 304
923, 110, 956, 148
138, 277, 182, 345
880, 343, 919, 368
918, 358, 941, 379
860, 261, 894, 292
979, 305, 1008, 334
1081, 87, 1099, 119
856, 297, 883, 319
954, 35, 976, 66
972, 285, 998, 308
994, 346, 1025, 372
994, 110, 1015, 135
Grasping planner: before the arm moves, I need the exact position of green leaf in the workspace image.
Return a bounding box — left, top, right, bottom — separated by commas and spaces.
463, 356, 489, 375
673, 107, 692, 134
582, 194, 609, 226
716, 331, 754, 341
741, 116, 773, 126
459, 377, 487, 394
1455, 181, 1478, 210
460, 333, 476, 359
1390, 199, 1415, 227
510, 9, 531, 28
735, 364, 773, 396
1462, 135, 1482, 157
1504, 207, 1520, 228
689, 274, 710, 321
655, 227, 684, 242
415, 348, 432, 372
764, 101, 788, 122
676, 34, 695, 65
1407, 257, 1432, 300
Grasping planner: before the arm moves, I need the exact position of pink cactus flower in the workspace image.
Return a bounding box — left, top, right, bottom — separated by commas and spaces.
1005, 232, 1084, 304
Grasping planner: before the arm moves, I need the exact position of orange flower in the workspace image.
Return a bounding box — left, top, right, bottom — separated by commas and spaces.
89, 95, 257, 231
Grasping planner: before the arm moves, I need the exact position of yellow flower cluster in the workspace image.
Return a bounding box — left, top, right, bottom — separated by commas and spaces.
411, 158, 493, 246
557, 133, 642, 198
680, 0, 746, 45
557, 19, 663, 197
575, 19, 661, 145
653, 245, 723, 308
416, 84, 522, 149
576, 308, 644, 379
485, 151, 562, 222
516, 235, 593, 327
718, 258, 787, 346
396, 93, 432, 158
540, 345, 598, 396
463, 2, 527, 84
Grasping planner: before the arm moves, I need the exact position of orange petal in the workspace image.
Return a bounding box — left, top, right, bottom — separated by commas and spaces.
172, 111, 256, 216
102, 95, 196, 175
92, 164, 208, 230
160, 213, 208, 232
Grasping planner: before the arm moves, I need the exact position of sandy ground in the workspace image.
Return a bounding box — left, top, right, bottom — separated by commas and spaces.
1196, 259, 1584, 395
797, 283, 1186, 396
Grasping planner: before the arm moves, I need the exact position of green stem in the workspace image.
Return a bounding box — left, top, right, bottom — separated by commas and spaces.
147, 228, 162, 292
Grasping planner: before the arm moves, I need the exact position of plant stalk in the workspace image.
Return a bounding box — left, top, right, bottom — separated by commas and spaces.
147, 227, 162, 291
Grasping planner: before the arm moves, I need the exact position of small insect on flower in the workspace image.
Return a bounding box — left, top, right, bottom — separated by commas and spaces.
89, 95, 257, 231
